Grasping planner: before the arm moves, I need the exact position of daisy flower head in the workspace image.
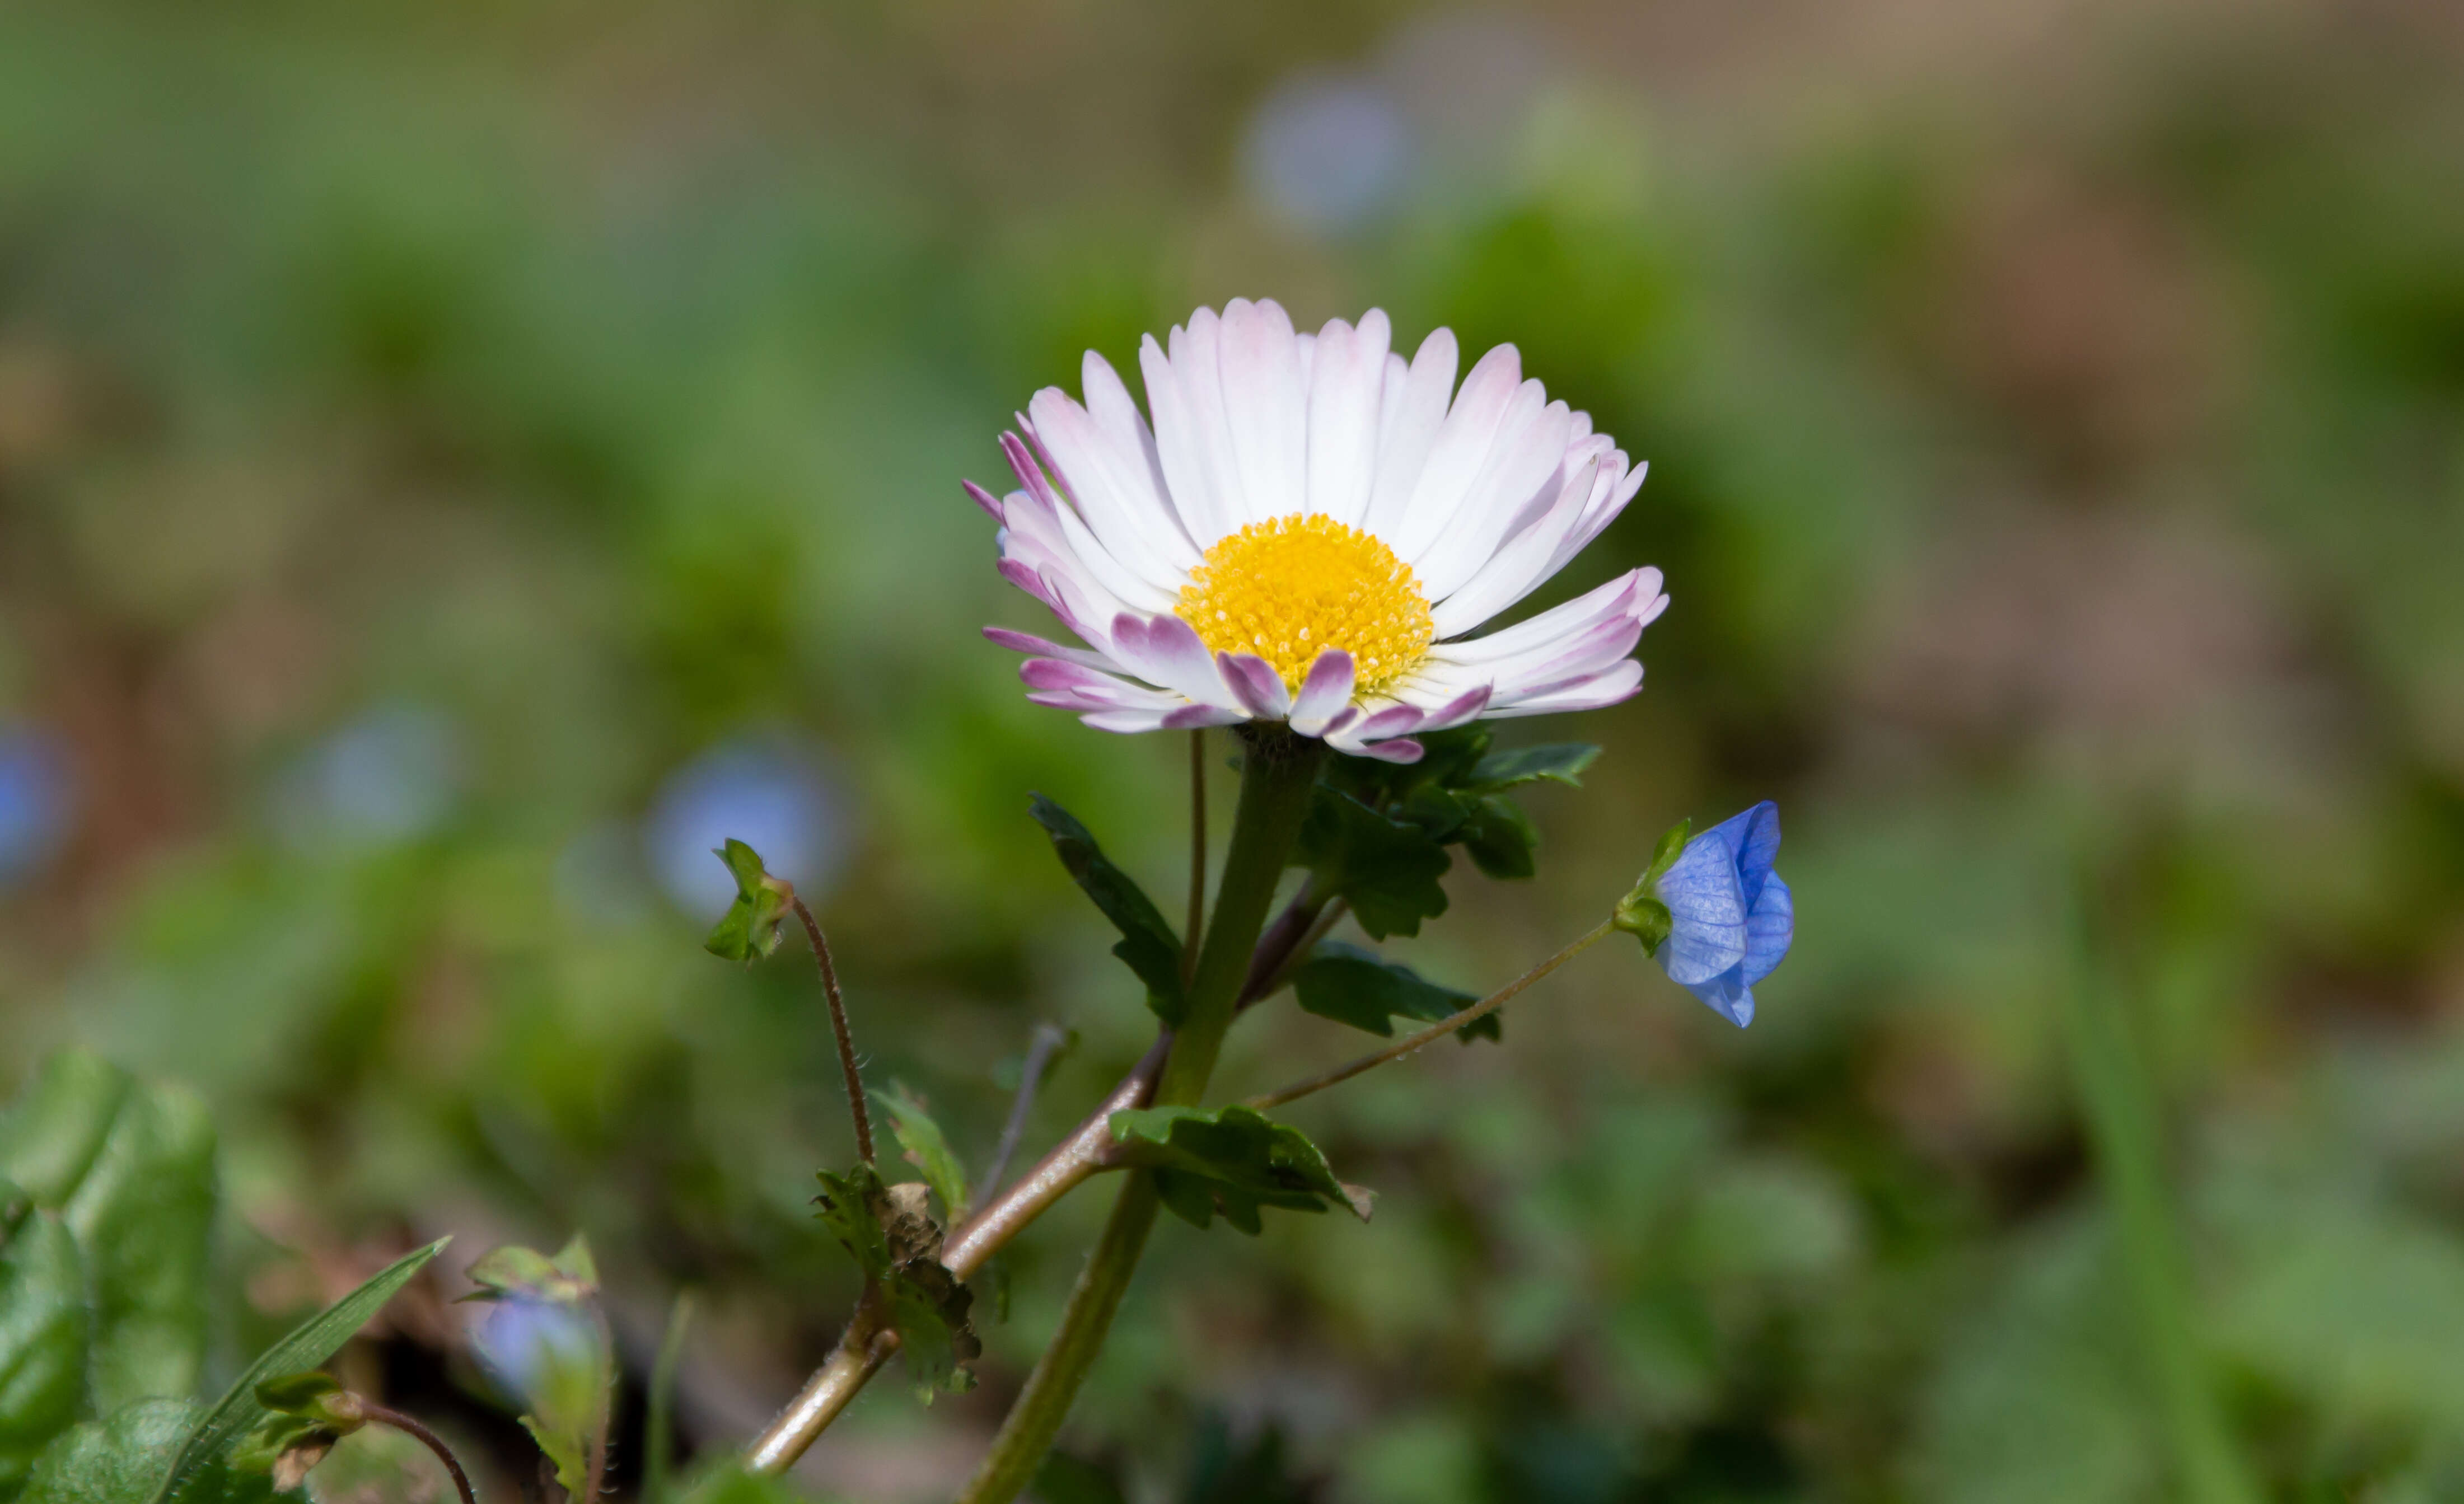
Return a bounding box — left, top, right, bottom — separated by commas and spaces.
972, 298, 1666, 763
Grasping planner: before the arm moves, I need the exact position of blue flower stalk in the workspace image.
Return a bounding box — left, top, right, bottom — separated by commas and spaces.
1616, 801, 1794, 1026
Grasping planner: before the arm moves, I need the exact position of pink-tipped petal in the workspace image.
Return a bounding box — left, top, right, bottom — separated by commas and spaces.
964, 480, 1007, 522
1287, 650, 1358, 736
1216, 651, 1292, 720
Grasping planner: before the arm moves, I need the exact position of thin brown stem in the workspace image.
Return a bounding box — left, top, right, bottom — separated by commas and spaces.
793, 897, 874, 1165
978, 1022, 1074, 1205
1184, 729, 1207, 985
740, 1037, 1170, 1475
359, 1403, 479, 1504
1245, 897, 1346, 1009
1246, 920, 1616, 1113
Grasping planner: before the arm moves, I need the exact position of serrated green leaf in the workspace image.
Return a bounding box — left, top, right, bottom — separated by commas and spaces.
1465, 742, 1600, 793
1456, 795, 1539, 880
878, 1086, 970, 1226
27, 1400, 234, 1504
1109, 1106, 1372, 1234
811, 1165, 895, 1281
1291, 942, 1483, 1042
702, 840, 794, 964
1297, 788, 1451, 940
63, 1086, 216, 1414
0, 1213, 90, 1497
1325, 727, 1494, 811
150, 1239, 448, 1504
1027, 796, 1187, 1025
882, 1259, 979, 1400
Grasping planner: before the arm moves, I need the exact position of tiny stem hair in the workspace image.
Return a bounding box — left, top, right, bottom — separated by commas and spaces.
1247, 919, 1616, 1113
954, 729, 1325, 1504
793, 897, 875, 1166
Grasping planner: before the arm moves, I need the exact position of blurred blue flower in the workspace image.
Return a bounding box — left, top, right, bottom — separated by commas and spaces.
0, 727, 75, 886
273, 702, 461, 849
471, 1296, 602, 1428
1652, 802, 1793, 1028
1240, 72, 1414, 236
642, 738, 845, 916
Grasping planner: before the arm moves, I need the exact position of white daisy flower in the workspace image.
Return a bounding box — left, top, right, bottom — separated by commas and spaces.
971, 298, 1666, 763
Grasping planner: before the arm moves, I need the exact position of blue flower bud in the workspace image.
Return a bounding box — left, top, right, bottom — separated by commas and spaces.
1645, 801, 1793, 1028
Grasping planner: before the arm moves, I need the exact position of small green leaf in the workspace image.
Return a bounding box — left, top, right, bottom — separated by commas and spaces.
246, 1375, 340, 1416
878, 1086, 970, 1226
150, 1239, 448, 1504
1291, 942, 1484, 1042
1614, 818, 1692, 956
1456, 796, 1539, 880
812, 1168, 978, 1397
1109, 1106, 1372, 1234
0, 1213, 90, 1496
464, 1239, 598, 1307
1465, 742, 1600, 793
810, 1165, 896, 1282
1027, 796, 1187, 1025
523, 1415, 592, 1500
1298, 788, 1451, 940
882, 1258, 979, 1400
27, 1400, 218, 1504
703, 839, 795, 964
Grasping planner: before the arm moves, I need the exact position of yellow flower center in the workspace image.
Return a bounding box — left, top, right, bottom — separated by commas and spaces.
1175, 514, 1435, 696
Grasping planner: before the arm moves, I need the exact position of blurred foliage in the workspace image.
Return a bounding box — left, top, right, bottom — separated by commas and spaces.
1, 1, 2462, 1501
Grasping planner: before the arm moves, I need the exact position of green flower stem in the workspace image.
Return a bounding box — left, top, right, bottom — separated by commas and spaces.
955, 729, 1324, 1504
1246, 918, 1614, 1112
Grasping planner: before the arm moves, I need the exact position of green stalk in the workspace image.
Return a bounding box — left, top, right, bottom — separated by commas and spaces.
2063, 884, 2259, 1504
954, 729, 1322, 1504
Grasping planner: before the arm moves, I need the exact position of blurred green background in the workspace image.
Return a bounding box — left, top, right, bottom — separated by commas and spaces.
3, 2, 2462, 1500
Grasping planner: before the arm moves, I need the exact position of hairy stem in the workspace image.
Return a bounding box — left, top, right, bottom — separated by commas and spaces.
793, 897, 875, 1166
1246, 919, 1616, 1113
955, 729, 1324, 1504
647, 1291, 695, 1504
1185, 728, 1207, 984
359, 1403, 479, 1504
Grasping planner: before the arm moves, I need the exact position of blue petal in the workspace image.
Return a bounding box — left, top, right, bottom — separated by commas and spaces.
1683, 966, 1756, 1028
1654, 828, 1747, 985
1741, 870, 1793, 987
1701, 800, 1781, 908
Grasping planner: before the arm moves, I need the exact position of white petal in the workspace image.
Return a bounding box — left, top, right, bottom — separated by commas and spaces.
1219, 298, 1309, 529
1079, 350, 1202, 568
1305, 311, 1390, 527
1166, 311, 1250, 542
1385, 343, 1522, 565
984, 626, 1112, 670
1025, 390, 1190, 594
1106, 613, 1246, 711
1288, 650, 1357, 735
1141, 331, 1231, 547
1544, 456, 1648, 580
1429, 448, 1605, 638
1362, 329, 1458, 541
1414, 390, 1573, 601
1480, 659, 1645, 718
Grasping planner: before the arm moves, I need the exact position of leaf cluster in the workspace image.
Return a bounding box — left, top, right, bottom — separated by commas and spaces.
811, 1164, 980, 1397
1109, 1105, 1372, 1235
1307, 729, 1598, 938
